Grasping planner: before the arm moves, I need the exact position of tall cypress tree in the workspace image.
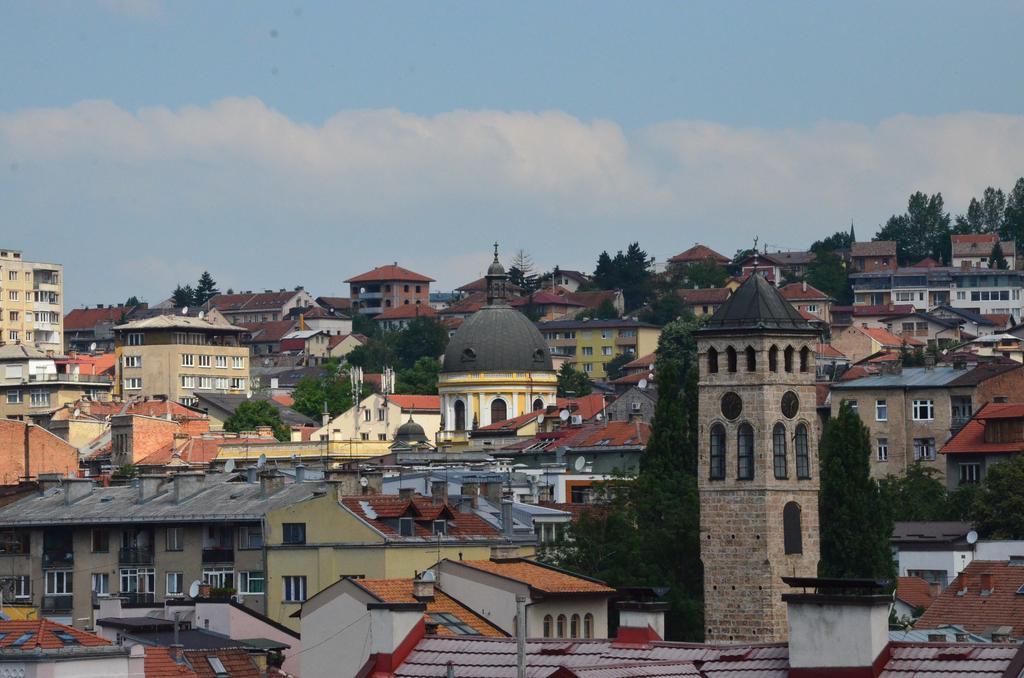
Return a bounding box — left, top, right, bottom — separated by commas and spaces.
194, 271, 220, 305
818, 402, 895, 582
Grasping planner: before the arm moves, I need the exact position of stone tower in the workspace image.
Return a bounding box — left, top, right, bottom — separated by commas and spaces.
695, 273, 821, 643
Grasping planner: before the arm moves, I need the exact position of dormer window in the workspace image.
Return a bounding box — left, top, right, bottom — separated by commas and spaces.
432, 520, 447, 536
399, 517, 415, 537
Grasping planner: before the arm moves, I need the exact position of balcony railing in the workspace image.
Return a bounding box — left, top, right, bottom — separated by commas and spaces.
42, 551, 73, 568
27, 373, 112, 384
119, 548, 155, 565
201, 547, 234, 563
42, 595, 73, 611
120, 592, 156, 605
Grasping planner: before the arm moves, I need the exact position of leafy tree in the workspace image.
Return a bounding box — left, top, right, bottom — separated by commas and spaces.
955, 187, 1006, 234
1003, 178, 1024, 243
557, 363, 591, 396
194, 271, 220, 305
990, 242, 1009, 269
969, 454, 1024, 538
818, 402, 896, 581
878, 466, 952, 522
811, 229, 855, 252
638, 292, 688, 326
673, 259, 728, 290
946, 483, 984, 522
124, 296, 142, 307
593, 251, 617, 289
172, 284, 195, 308
805, 249, 851, 304
876, 192, 952, 264
655, 313, 702, 366
223, 400, 290, 441
351, 312, 380, 339
602, 352, 634, 381
592, 243, 653, 311
393, 317, 449, 370
395, 357, 441, 395
577, 298, 620, 320
291, 359, 361, 420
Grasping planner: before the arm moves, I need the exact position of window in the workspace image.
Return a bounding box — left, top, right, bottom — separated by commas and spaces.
958, 463, 980, 485
428, 612, 481, 636
123, 355, 141, 368
377, 407, 386, 421
583, 613, 594, 639
454, 400, 466, 431
726, 347, 737, 373
198, 376, 212, 390
215, 377, 229, 390
707, 347, 718, 374
283, 576, 307, 602
378, 433, 387, 441
737, 423, 754, 480
7, 311, 17, 322
30, 390, 50, 408
7, 291, 17, 301
533, 398, 545, 411
360, 432, 369, 441
166, 572, 183, 596
239, 571, 265, 594
432, 520, 447, 536
913, 438, 936, 461
6, 271, 14, 281
7, 331, 18, 342
6, 391, 21, 405
876, 438, 889, 462
120, 567, 155, 595
238, 526, 263, 550
0, 531, 29, 555
784, 346, 794, 372
570, 614, 580, 639
912, 399, 934, 421
490, 398, 507, 424
583, 363, 593, 373
543, 615, 553, 638
92, 573, 109, 597
908, 569, 948, 588
91, 529, 109, 553
181, 354, 195, 367
582, 346, 593, 356
795, 424, 810, 479
166, 527, 184, 551
875, 400, 887, 421
123, 377, 142, 390
768, 345, 778, 372
773, 423, 787, 479
215, 355, 227, 368
800, 347, 811, 373
399, 517, 414, 536
952, 396, 973, 426
46, 570, 72, 595
556, 614, 567, 638
181, 375, 196, 389
745, 346, 756, 372
0, 575, 30, 599
282, 523, 306, 545
783, 502, 802, 555
174, 332, 188, 344
203, 567, 234, 589
230, 377, 246, 389
232, 356, 244, 369
363, 409, 371, 422
601, 346, 613, 356
601, 330, 612, 339
842, 399, 858, 415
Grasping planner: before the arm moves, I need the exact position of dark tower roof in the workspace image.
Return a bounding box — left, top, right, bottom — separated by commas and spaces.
394, 417, 428, 444
699, 274, 817, 335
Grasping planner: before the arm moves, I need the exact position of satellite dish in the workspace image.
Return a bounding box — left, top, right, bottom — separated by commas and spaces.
290, 453, 299, 462
638, 379, 648, 390
648, 372, 654, 380
596, 413, 603, 420
359, 476, 369, 487
188, 580, 201, 598
256, 453, 267, 469
181, 306, 189, 315
573, 456, 587, 472
559, 409, 570, 422
198, 310, 205, 319
966, 530, 979, 545
73, 408, 81, 418
88, 342, 97, 352
224, 459, 236, 474
537, 414, 545, 424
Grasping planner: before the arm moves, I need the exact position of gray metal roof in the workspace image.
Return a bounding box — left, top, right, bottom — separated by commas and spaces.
832, 366, 981, 390
193, 392, 316, 427
699, 273, 817, 335
0, 474, 323, 527
442, 305, 553, 374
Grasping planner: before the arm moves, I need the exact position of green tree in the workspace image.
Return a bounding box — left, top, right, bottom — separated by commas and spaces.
351, 312, 380, 339
955, 187, 1006, 234
876, 191, 952, 264
805, 249, 851, 304
396, 357, 441, 395
393, 317, 449, 370
223, 400, 290, 441
811, 230, 855, 252
194, 271, 220, 305
878, 466, 952, 522
1003, 178, 1024, 243
171, 284, 195, 307
577, 298, 620, 320
638, 292, 687, 326
602, 352, 634, 381
346, 334, 397, 373
124, 295, 142, 307
969, 454, 1024, 538
673, 259, 728, 290
593, 251, 618, 289
291, 360, 360, 420
990, 242, 1009, 269
557, 363, 592, 396
592, 244, 653, 311
818, 402, 896, 581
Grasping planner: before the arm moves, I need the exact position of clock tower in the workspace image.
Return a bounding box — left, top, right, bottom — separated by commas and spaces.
695, 273, 821, 643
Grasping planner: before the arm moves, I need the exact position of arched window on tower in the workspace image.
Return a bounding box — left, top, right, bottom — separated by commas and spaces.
726, 347, 737, 373
707, 347, 719, 374
583, 613, 594, 639
454, 400, 466, 431
800, 346, 811, 373
783, 502, 803, 554
745, 346, 756, 372
795, 424, 810, 478
773, 423, 787, 479
490, 398, 508, 424
570, 614, 580, 639
784, 346, 795, 373
557, 614, 567, 638
709, 424, 726, 480
769, 345, 779, 372
543, 615, 553, 638
737, 423, 754, 480
533, 398, 545, 412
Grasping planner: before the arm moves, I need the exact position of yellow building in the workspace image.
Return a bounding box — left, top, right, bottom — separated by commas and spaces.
0, 248, 63, 352
538, 319, 661, 379
315, 393, 441, 443
438, 248, 557, 444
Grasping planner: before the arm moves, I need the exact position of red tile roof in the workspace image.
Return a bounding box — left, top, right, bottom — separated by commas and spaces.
239, 320, 296, 343
49, 399, 204, 422
816, 343, 846, 359
327, 333, 367, 350
185, 648, 261, 678
669, 244, 731, 264
271, 394, 294, 407
374, 305, 439, 321
388, 395, 441, 412
860, 326, 924, 347
952, 234, 999, 245
456, 277, 526, 295
912, 257, 942, 268
778, 282, 830, 301
982, 314, 1012, 328
454, 558, 615, 595
354, 579, 505, 637
64, 305, 136, 330
610, 372, 653, 385
474, 395, 605, 433
848, 304, 916, 317
896, 576, 936, 611
503, 420, 650, 452
678, 287, 732, 304
136, 434, 276, 467
206, 291, 303, 313
509, 292, 584, 307
941, 402, 1024, 455
341, 496, 501, 541
346, 264, 434, 284
916, 560, 1024, 638
0, 619, 110, 650
623, 352, 656, 370
316, 296, 353, 311
145, 647, 197, 677
851, 241, 897, 257
559, 289, 620, 310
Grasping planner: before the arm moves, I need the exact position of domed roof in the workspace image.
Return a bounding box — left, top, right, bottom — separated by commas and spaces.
442, 305, 554, 374
699, 273, 818, 335
487, 259, 506, 276
394, 417, 428, 444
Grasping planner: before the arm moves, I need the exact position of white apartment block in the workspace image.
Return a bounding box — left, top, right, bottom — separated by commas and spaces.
0, 248, 64, 352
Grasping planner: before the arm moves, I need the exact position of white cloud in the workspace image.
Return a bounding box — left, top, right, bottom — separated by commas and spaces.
2, 99, 1023, 305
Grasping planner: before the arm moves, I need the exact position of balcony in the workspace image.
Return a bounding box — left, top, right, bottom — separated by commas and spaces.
120, 592, 156, 605
42, 551, 73, 568
119, 548, 154, 565
42, 595, 73, 612
27, 373, 112, 385
202, 547, 234, 564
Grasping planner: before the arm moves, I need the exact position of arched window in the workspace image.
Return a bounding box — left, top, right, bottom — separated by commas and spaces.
726, 347, 737, 373
533, 398, 545, 412
784, 346, 794, 372
737, 423, 754, 480
557, 614, 567, 638
768, 345, 779, 372
709, 424, 726, 480
543, 615, 554, 638
800, 346, 811, 373
795, 424, 810, 478
783, 502, 803, 554
773, 423, 787, 479
745, 346, 756, 372
583, 613, 594, 639
453, 400, 466, 431
707, 347, 719, 374
490, 398, 507, 424
570, 614, 580, 639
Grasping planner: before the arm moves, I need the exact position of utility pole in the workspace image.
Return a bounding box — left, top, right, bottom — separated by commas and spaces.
515, 594, 527, 678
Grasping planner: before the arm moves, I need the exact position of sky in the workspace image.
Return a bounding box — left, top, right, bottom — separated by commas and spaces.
2, 1, 1024, 309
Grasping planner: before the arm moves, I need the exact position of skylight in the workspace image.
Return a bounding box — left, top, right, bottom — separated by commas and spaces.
53, 630, 79, 646
428, 612, 481, 636
206, 656, 228, 676
11, 632, 34, 647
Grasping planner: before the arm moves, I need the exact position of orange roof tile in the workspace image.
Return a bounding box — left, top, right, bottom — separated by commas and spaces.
678, 287, 731, 305
374, 305, 439, 320
623, 352, 656, 370
861, 326, 924, 347
941, 402, 1024, 455
456, 558, 615, 595
355, 579, 505, 637
145, 647, 197, 677
916, 561, 1024, 637
387, 395, 441, 412
896, 576, 936, 610
669, 244, 730, 264
271, 394, 294, 407
184, 648, 261, 678
816, 343, 846, 359
341, 496, 501, 540
779, 282, 830, 301
63, 305, 136, 330
0, 619, 110, 650
346, 264, 434, 284
951, 234, 999, 245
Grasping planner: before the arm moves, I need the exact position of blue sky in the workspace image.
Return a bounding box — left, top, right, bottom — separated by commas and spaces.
2, 1, 1024, 307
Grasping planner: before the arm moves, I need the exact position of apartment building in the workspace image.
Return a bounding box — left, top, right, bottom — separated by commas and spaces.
345, 264, 434, 316
779, 281, 833, 323
204, 288, 315, 325
0, 248, 63, 352
537, 319, 660, 379
830, 362, 1024, 482
951, 234, 1016, 269
315, 393, 440, 442
850, 240, 898, 273
0, 343, 112, 422
113, 315, 250, 407
850, 266, 1024, 319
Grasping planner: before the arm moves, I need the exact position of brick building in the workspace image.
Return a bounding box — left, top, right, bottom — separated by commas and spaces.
850, 240, 898, 272
345, 264, 434, 317
0, 419, 79, 484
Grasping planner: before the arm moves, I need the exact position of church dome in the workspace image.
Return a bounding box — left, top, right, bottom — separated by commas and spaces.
394, 417, 428, 444
442, 305, 553, 373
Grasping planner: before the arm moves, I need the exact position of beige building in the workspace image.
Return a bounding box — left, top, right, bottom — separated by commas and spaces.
0, 344, 112, 422
315, 393, 441, 443
0, 248, 63, 352
113, 315, 250, 407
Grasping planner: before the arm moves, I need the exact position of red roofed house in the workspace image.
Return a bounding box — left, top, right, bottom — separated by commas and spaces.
204, 288, 315, 325
314, 392, 441, 444
850, 240, 898, 272
678, 287, 732, 317
0, 618, 146, 674
916, 560, 1024, 641
144, 647, 262, 678
941, 402, 1024, 489
374, 303, 439, 331
831, 323, 925, 364
509, 292, 585, 322
668, 244, 731, 267
64, 302, 146, 353
952, 233, 1017, 270
346, 264, 435, 317
894, 575, 936, 621
779, 281, 834, 324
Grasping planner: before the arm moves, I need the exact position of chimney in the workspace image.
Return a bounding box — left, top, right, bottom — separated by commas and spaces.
482, 481, 502, 506
256, 425, 274, 439
173, 471, 206, 503
461, 482, 480, 508
137, 474, 165, 503
412, 572, 436, 601
294, 463, 306, 483
501, 498, 515, 537
260, 470, 285, 497
37, 473, 62, 493
979, 573, 994, 594
246, 466, 258, 483
802, 280, 807, 292
398, 487, 415, 502
924, 353, 936, 370
63, 478, 94, 505
23, 422, 32, 482
783, 577, 891, 672
616, 601, 668, 643
490, 544, 520, 561
431, 480, 448, 505
362, 470, 383, 494
169, 644, 185, 664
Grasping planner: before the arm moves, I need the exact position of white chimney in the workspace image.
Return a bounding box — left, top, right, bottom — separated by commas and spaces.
616, 601, 666, 643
